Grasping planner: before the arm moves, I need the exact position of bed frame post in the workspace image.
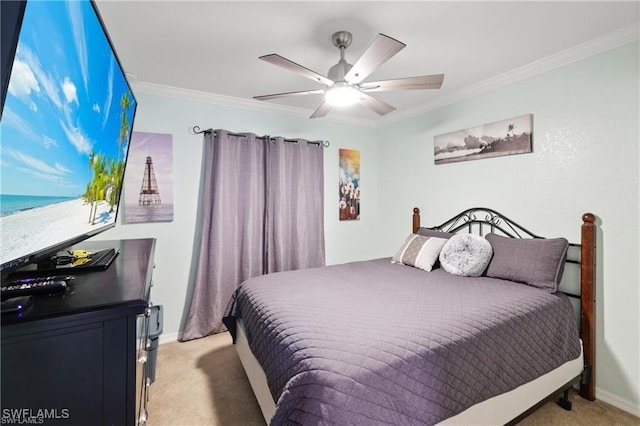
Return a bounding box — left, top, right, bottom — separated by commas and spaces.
580, 213, 596, 401
413, 207, 421, 234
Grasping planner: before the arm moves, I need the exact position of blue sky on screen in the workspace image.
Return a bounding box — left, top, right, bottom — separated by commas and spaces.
0, 0, 135, 197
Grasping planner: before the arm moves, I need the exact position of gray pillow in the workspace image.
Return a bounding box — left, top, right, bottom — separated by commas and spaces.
485, 233, 569, 293
438, 234, 493, 277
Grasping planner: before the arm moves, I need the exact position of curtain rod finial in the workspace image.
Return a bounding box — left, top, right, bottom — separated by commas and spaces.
190, 126, 212, 135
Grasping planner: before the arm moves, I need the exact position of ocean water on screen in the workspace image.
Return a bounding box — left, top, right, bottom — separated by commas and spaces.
0, 194, 76, 216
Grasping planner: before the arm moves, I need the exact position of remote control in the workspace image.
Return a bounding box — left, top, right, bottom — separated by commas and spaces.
7, 275, 74, 285
1, 280, 68, 299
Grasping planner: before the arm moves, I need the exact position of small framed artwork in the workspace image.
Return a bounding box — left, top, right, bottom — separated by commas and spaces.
122, 131, 174, 223
434, 114, 533, 164
339, 149, 360, 221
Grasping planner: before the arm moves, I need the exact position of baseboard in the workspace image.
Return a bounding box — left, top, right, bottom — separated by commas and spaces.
597, 387, 640, 417
158, 332, 179, 345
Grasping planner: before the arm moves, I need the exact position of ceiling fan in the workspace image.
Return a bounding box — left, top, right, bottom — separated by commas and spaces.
254, 31, 444, 119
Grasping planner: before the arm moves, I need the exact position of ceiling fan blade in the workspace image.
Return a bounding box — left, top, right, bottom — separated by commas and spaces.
360, 74, 445, 92
358, 92, 396, 116
310, 102, 331, 119
254, 89, 324, 101
260, 54, 334, 86
344, 34, 406, 85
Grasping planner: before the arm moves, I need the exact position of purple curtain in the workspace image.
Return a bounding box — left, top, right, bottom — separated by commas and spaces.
266, 136, 325, 272
181, 130, 325, 341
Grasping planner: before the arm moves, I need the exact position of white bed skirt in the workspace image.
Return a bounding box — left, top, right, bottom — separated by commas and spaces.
234, 319, 584, 425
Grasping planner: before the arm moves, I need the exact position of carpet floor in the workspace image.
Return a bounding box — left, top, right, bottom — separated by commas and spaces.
147, 332, 638, 426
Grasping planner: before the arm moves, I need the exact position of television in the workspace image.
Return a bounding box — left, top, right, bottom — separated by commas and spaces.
0, 0, 137, 276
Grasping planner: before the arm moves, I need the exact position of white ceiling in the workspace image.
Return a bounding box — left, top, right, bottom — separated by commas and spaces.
95, 1, 639, 124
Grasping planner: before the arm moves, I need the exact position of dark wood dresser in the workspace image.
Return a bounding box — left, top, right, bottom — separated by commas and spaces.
1, 238, 156, 426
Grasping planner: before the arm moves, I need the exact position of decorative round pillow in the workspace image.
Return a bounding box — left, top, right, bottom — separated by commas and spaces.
438, 234, 493, 277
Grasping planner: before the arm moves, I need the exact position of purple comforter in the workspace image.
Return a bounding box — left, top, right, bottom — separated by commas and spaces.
223, 258, 580, 425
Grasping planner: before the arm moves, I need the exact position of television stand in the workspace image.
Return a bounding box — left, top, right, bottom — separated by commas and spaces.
1, 239, 157, 426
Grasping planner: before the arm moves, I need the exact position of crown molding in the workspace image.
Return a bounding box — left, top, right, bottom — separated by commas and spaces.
131, 23, 638, 129
381, 23, 639, 126
130, 81, 377, 128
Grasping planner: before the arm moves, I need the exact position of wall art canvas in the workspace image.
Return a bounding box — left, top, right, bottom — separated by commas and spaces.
339, 149, 360, 221
123, 131, 174, 223
434, 114, 533, 164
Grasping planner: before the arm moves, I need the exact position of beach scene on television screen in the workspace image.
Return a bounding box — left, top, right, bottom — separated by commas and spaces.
0, 0, 136, 265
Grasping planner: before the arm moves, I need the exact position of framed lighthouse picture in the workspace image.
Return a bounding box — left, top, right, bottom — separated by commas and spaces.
123, 131, 174, 223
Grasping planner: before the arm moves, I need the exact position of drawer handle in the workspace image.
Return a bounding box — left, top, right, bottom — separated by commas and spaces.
138, 407, 147, 425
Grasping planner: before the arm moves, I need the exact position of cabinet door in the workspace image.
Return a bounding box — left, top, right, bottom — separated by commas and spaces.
1, 324, 104, 425
103, 317, 132, 425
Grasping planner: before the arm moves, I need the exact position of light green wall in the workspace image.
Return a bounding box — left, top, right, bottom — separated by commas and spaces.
377, 42, 639, 413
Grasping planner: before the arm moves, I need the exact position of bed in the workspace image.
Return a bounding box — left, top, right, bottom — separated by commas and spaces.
222, 207, 596, 425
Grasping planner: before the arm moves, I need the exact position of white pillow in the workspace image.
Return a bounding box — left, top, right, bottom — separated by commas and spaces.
391, 234, 448, 272
439, 234, 493, 277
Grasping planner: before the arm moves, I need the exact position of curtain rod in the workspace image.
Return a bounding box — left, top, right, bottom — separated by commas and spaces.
189, 126, 330, 147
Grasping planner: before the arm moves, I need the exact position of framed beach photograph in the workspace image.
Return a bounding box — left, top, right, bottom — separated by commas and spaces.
123, 132, 174, 223
434, 114, 533, 164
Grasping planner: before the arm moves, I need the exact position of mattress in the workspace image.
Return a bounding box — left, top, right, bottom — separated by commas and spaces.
223, 257, 581, 425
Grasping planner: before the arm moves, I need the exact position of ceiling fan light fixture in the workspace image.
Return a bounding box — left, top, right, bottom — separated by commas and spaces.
256, 31, 443, 118
325, 85, 360, 106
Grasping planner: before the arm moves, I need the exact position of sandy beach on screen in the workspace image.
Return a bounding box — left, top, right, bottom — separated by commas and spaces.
0, 198, 115, 265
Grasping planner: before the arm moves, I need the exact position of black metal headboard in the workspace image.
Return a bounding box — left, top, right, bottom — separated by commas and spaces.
421, 207, 543, 239
411, 206, 597, 402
